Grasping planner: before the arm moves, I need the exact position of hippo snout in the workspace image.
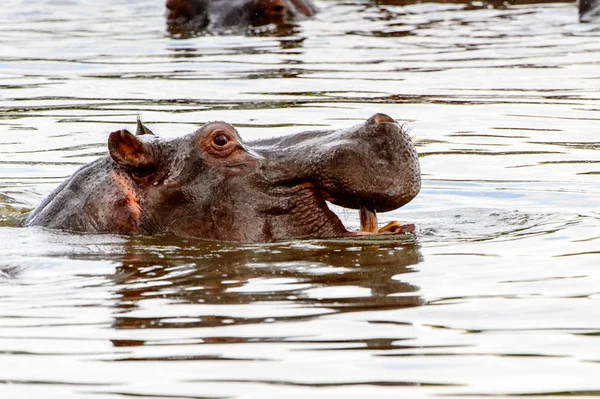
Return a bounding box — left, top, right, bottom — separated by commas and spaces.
306, 113, 421, 213
362, 113, 421, 211
249, 112, 420, 215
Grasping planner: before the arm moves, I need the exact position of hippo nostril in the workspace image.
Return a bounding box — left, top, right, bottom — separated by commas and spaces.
272, 5, 285, 13
373, 113, 396, 124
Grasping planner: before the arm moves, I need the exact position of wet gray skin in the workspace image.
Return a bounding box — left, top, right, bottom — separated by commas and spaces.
26, 113, 421, 243
165, 0, 317, 32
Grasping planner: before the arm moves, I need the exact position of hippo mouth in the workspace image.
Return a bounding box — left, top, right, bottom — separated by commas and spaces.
251, 113, 421, 238
357, 207, 415, 234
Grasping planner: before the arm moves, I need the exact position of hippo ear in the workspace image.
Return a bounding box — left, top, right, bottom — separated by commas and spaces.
135, 117, 154, 136
108, 129, 156, 172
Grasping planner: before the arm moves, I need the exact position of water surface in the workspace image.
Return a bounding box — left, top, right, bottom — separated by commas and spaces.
1, 0, 600, 398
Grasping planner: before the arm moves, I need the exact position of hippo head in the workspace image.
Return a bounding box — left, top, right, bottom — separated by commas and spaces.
165, 0, 317, 32
27, 114, 421, 243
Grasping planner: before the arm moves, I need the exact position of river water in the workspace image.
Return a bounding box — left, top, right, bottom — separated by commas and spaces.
1, 0, 600, 398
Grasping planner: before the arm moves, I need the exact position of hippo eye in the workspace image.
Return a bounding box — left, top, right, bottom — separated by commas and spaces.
213, 134, 228, 147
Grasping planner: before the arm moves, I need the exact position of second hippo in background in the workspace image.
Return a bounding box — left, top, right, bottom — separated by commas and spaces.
166, 0, 317, 33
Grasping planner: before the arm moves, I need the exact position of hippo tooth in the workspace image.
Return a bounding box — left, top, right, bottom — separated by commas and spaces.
359, 207, 378, 233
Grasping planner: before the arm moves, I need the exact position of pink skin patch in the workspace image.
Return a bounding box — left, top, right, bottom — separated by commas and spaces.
110, 171, 142, 233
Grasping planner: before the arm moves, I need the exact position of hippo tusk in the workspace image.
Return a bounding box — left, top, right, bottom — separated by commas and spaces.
359, 208, 415, 234
378, 220, 401, 233
360, 207, 378, 233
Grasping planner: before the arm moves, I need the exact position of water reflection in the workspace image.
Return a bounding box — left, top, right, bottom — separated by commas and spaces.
108, 236, 422, 346
167, 17, 306, 40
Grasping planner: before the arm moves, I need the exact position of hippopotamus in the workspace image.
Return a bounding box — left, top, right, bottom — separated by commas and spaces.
166, 0, 317, 32
580, 0, 600, 22
26, 114, 421, 243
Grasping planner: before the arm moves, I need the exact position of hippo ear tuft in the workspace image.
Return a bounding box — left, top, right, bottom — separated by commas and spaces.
108, 129, 154, 171
136, 117, 155, 136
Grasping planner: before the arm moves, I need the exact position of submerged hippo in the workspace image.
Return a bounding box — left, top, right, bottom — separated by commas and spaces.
26, 114, 421, 243
166, 0, 317, 32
